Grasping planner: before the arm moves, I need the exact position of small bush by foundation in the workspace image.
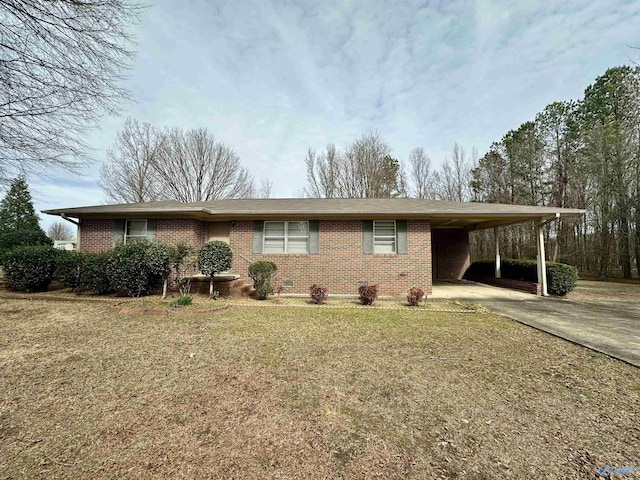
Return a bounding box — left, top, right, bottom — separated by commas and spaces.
358, 284, 379, 306
407, 287, 425, 306
309, 284, 329, 304
249, 261, 277, 300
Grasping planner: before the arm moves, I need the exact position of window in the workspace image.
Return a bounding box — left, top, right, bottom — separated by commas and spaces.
263, 221, 309, 254
373, 220, 396, 254
125, 219, 147, 243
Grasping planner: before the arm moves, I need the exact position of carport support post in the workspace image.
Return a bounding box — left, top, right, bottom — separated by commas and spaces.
536, 221, 549, 297
494, 226, 501, 278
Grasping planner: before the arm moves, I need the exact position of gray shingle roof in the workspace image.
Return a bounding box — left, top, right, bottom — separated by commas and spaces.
43, 198, 585, 230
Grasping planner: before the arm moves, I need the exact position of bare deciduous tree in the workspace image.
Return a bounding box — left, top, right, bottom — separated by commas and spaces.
47, 221, 74, 241
408, 147, 434, 199
99, 119, 163, 203
258, 179, 274, 198
151, 127, 254, 202
0, 0, 142, 179
432, 143, 475, 202
304, 133, 402, 198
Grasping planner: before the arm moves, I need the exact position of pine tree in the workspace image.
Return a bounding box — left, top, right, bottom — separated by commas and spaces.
0, 177, 51, 254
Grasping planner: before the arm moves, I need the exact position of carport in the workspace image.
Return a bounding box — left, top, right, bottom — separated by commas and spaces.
429, 206, 584, 296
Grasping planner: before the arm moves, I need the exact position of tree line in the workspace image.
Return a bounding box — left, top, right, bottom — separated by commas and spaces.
470, 66, 640, 279
1, 0, 636, 278
304, 66, 640, 279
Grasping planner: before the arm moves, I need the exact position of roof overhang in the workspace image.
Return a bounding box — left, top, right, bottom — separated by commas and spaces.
42, 199, 585, 231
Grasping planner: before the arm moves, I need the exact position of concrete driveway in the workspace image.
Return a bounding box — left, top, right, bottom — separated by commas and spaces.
432, 280, 640, 367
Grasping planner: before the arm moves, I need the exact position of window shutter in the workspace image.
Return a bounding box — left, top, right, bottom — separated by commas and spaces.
253, 221, 264, 254
397, 220, 407, 255
309, 220, 319, 254
146, 220, 157, 242
112, 220, 125, 248
363, 220, 373, 255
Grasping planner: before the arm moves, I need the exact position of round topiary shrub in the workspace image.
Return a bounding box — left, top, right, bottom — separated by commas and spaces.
197, 241, 233, 296
248, 260, 277, 300
2, 245, 58, 292
145, 243, 172, 298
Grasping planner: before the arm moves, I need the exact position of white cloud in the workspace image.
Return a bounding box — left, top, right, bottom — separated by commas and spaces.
21, 0, 640, 230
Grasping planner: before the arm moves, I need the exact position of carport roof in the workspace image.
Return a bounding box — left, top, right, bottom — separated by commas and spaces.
43, 198, 585, 230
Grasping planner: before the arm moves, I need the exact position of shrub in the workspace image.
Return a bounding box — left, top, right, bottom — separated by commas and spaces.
107, 241, 163, 297
80, 252, 113, 294
170, 295, 192, 307
546, 262, 578, 296
462, 260, 495, 280
55, 250, 85, 290
248, 260, 277, 300
145, 243, 172, 298
197, 241, 233, 296
309, 284, 329, 304
2, 246, 59, 292
169, 243, 194, 297
407, 287, 425, 306
464, 259, 578, 296
358, 284, 379, 306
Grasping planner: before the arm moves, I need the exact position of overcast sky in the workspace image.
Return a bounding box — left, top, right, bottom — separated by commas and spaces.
29, 0, 640, 230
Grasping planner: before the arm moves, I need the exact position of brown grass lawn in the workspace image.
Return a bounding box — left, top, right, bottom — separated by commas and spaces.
1, 298, 639, 479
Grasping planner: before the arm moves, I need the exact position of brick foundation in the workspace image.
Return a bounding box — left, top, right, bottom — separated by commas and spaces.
477, 277, 542, 295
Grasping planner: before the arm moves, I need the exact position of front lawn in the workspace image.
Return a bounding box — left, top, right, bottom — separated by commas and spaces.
0, 299, 638, 478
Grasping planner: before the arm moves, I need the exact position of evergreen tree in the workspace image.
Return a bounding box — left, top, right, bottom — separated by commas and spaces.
0, 177, 51, 255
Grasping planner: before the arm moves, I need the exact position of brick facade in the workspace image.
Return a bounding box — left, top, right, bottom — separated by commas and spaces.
155, 219, 206, 247
431, 229, 470, 280
229, 220, 432, 296
78, 218, 434, 296
78, 219, 114, 253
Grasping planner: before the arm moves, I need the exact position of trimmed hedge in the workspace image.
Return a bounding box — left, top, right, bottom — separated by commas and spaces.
546, 262, 579, 297
2, 246, 59, 292
107, 241, 164, 297
54, 250, 85, 290
81, 252, 113, 294
54, 243, 169, 296
464, 259, 578, 296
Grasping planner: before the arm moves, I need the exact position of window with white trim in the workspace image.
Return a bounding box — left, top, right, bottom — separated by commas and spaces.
263, 221, 309, 254
125, 219, 147, 243
373, 220, 396, 254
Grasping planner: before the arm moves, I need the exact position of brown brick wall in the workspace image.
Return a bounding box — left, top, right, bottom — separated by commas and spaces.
229, 220, 432, 296
80, 218, 206, 253
78, 218, 434, 296
477, 277, 542, 295
432, 229, 470, 280
78, 219, 114, 253
155, 219, 206, 247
